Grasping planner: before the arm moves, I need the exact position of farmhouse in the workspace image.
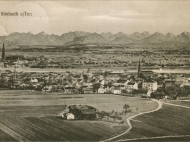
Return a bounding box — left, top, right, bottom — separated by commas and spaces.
62, 105, 97, 120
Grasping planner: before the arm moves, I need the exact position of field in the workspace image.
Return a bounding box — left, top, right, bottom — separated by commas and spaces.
117, 102, 190, 141
164, 100, 190, 107
0, 90, 158, 141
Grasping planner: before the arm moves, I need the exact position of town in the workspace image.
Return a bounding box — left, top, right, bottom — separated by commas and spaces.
1, 43, 190, 100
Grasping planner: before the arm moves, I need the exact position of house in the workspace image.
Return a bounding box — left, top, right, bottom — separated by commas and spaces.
30, 77, 38, 83
62, 105, 96, 120
141, 71, 154, 78
125, 81, 138, 91
114, 80, 129, 87
66, 113, 75, 120
83, 82, 93, 87
64, 86, 76, 93
83, 87, 94, 94
98, 87, 105, 94
113, 86, 121, 94
164, 79, 175, 88
106, 74, 120, 81
42, 86, 52, 92
142, 81, 157, 91
110, 70, 124, 74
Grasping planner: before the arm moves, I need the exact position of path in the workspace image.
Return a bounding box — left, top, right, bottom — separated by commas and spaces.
102, 99, 162, 142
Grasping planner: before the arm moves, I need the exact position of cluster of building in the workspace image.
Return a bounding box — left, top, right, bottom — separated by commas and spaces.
61, 105, 96, 120
0, 57, 159, 95
2, 43, 190, 96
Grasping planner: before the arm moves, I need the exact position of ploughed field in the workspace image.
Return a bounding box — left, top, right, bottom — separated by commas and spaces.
0, 90, 158, 141
117, 103, 190, 141
0, 116, 126, 141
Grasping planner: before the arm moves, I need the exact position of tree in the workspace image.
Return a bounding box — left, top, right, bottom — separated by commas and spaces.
123, 104, 130, 114
107, 82, 113, 88
93, 83, 101, 93
151, 88, 165, 99
82, 75, 88, 82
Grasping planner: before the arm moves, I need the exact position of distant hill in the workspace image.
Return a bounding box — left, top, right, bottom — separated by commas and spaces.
1, 31, 190, 49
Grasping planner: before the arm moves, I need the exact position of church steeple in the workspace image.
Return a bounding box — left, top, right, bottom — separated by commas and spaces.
2, 43, 5, 62
137, 59, 141, 78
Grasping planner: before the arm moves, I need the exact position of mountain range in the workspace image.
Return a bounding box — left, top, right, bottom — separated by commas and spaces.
1, 31, 190, 49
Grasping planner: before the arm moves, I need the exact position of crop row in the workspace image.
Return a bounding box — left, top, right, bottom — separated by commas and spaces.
0, 117, 60, 141
135, 105, 190, 135
0, 116, 126, 141
0, 128, 17, 142
28, 117, 106, 141
47, 116, 126, 140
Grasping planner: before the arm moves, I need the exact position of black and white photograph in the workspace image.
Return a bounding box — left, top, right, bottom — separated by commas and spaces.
0, 1, 190, 141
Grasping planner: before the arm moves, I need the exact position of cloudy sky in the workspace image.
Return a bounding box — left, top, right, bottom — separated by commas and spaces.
0, 1, 190, 36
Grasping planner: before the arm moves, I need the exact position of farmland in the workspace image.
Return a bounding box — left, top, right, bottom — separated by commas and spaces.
163, 100, 190, 107
117, 102, 190, 141
0, 116, 127, 141
0, 90, 158, 141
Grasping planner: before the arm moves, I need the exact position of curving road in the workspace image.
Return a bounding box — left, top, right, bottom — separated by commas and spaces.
102, 99, 162, 142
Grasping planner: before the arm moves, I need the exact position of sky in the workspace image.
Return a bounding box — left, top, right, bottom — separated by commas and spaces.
0, 1, 190, 36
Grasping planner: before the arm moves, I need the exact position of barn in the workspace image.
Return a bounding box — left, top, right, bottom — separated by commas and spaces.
62, 105, 97, 120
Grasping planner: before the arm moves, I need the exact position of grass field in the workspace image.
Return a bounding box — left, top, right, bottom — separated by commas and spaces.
0, 90, 158, 141
117, 103, 190, 141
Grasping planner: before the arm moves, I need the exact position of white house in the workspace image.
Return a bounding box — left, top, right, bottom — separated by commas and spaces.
42, 86, 53, 92
31, 78, 38, 83
114, 80, 129, 87
125, 82, 138, 91
113, 87, 121, 94
142, 81, 157, 91
106, 75, 120, 81
98, 88, 105, 94
66, 113, 75, 120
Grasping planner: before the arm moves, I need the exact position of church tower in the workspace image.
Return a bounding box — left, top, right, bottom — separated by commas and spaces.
137, 59, 141, 78
2, 43, 5, 62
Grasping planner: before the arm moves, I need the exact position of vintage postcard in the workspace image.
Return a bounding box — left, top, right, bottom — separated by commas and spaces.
0, 1, 190, 141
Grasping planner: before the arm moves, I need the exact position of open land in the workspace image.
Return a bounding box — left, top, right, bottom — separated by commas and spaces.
0, 90, 158, 141
117, 101, 190, 141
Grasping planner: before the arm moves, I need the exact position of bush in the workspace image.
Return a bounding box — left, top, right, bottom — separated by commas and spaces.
123, 104, 131, 114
